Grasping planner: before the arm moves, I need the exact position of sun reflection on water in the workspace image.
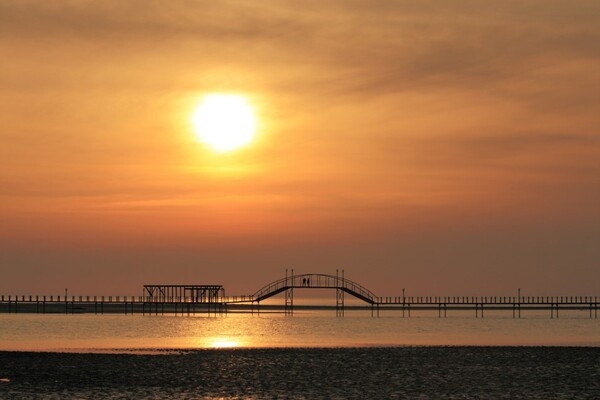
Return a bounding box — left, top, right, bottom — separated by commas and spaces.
2, 310, 599, 353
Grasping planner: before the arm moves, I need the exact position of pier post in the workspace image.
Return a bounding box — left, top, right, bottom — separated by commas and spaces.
475, 303, 483, 318
336, 287, 344, 317
402, 288, 405, 318
285, 287, 294, 315
336, 269, 345, 317
284, 268, 294, 316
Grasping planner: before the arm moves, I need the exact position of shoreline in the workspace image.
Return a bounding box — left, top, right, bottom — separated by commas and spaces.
2, 343, 600, 356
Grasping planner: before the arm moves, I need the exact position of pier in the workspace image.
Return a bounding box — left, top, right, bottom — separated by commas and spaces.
1, 271, 598, 318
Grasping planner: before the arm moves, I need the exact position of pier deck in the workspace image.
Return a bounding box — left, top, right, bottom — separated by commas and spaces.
1, 272, 598, 318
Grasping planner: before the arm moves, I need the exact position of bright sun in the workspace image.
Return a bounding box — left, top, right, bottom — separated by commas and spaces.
191, 94, 257, 152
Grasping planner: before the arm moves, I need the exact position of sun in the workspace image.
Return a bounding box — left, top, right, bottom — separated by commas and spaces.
209, 338, 239, 348
191, 94, 257, 152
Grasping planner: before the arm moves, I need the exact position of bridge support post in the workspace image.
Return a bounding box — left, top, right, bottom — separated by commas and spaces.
254, 301, 261, 315
336, 288, 344, 317
284, 269, 294, 316
371, 304, 379, 317
336, 269, 344, 317
285, 288, 293, 315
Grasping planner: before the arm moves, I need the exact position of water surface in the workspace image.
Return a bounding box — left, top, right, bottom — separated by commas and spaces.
1, 309, 598, 352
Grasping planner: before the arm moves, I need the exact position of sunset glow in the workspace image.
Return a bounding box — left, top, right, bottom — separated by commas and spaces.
0, 0, 598, 298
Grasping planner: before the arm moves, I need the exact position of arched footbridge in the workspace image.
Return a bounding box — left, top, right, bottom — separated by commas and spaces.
229, 272, 378, 316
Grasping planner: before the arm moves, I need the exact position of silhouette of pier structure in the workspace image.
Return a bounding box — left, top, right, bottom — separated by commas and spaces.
142, 285, 226, 315
246, 270, 373, 316
1, 271, 598, 318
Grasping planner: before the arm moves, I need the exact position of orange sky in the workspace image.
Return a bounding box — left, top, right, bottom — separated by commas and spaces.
1, 1, 598, 297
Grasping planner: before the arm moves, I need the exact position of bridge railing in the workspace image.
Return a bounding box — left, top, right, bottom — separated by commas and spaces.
334, 276, 377, 302
252, 275, 294, 300
251, 273, 379, 303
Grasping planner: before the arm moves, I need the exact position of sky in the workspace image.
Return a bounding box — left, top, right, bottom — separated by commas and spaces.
1, 0, 598, 298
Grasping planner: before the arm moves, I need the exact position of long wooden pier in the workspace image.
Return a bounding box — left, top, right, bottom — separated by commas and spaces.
1, 272, 598, 318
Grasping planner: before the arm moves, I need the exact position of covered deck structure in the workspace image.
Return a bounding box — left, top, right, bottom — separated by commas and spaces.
143, 284, 225, 303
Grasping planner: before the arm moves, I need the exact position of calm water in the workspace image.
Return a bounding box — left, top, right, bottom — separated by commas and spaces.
1, 309, 598, 351
1, 311, 599, 398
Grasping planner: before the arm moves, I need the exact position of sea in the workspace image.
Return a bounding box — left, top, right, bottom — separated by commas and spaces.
1, 309, 599, 398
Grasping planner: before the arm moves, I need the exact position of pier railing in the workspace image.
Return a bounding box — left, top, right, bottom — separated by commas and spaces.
0, 295, 238, 303
376, 296, 600, 304
1, 293, 598, 318
1, 295, 598, 305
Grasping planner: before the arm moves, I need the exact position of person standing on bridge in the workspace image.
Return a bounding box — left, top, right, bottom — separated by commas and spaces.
307, 278, 310, 287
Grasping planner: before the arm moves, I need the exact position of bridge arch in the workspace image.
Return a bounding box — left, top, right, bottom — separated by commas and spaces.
251, 273, 378, 306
